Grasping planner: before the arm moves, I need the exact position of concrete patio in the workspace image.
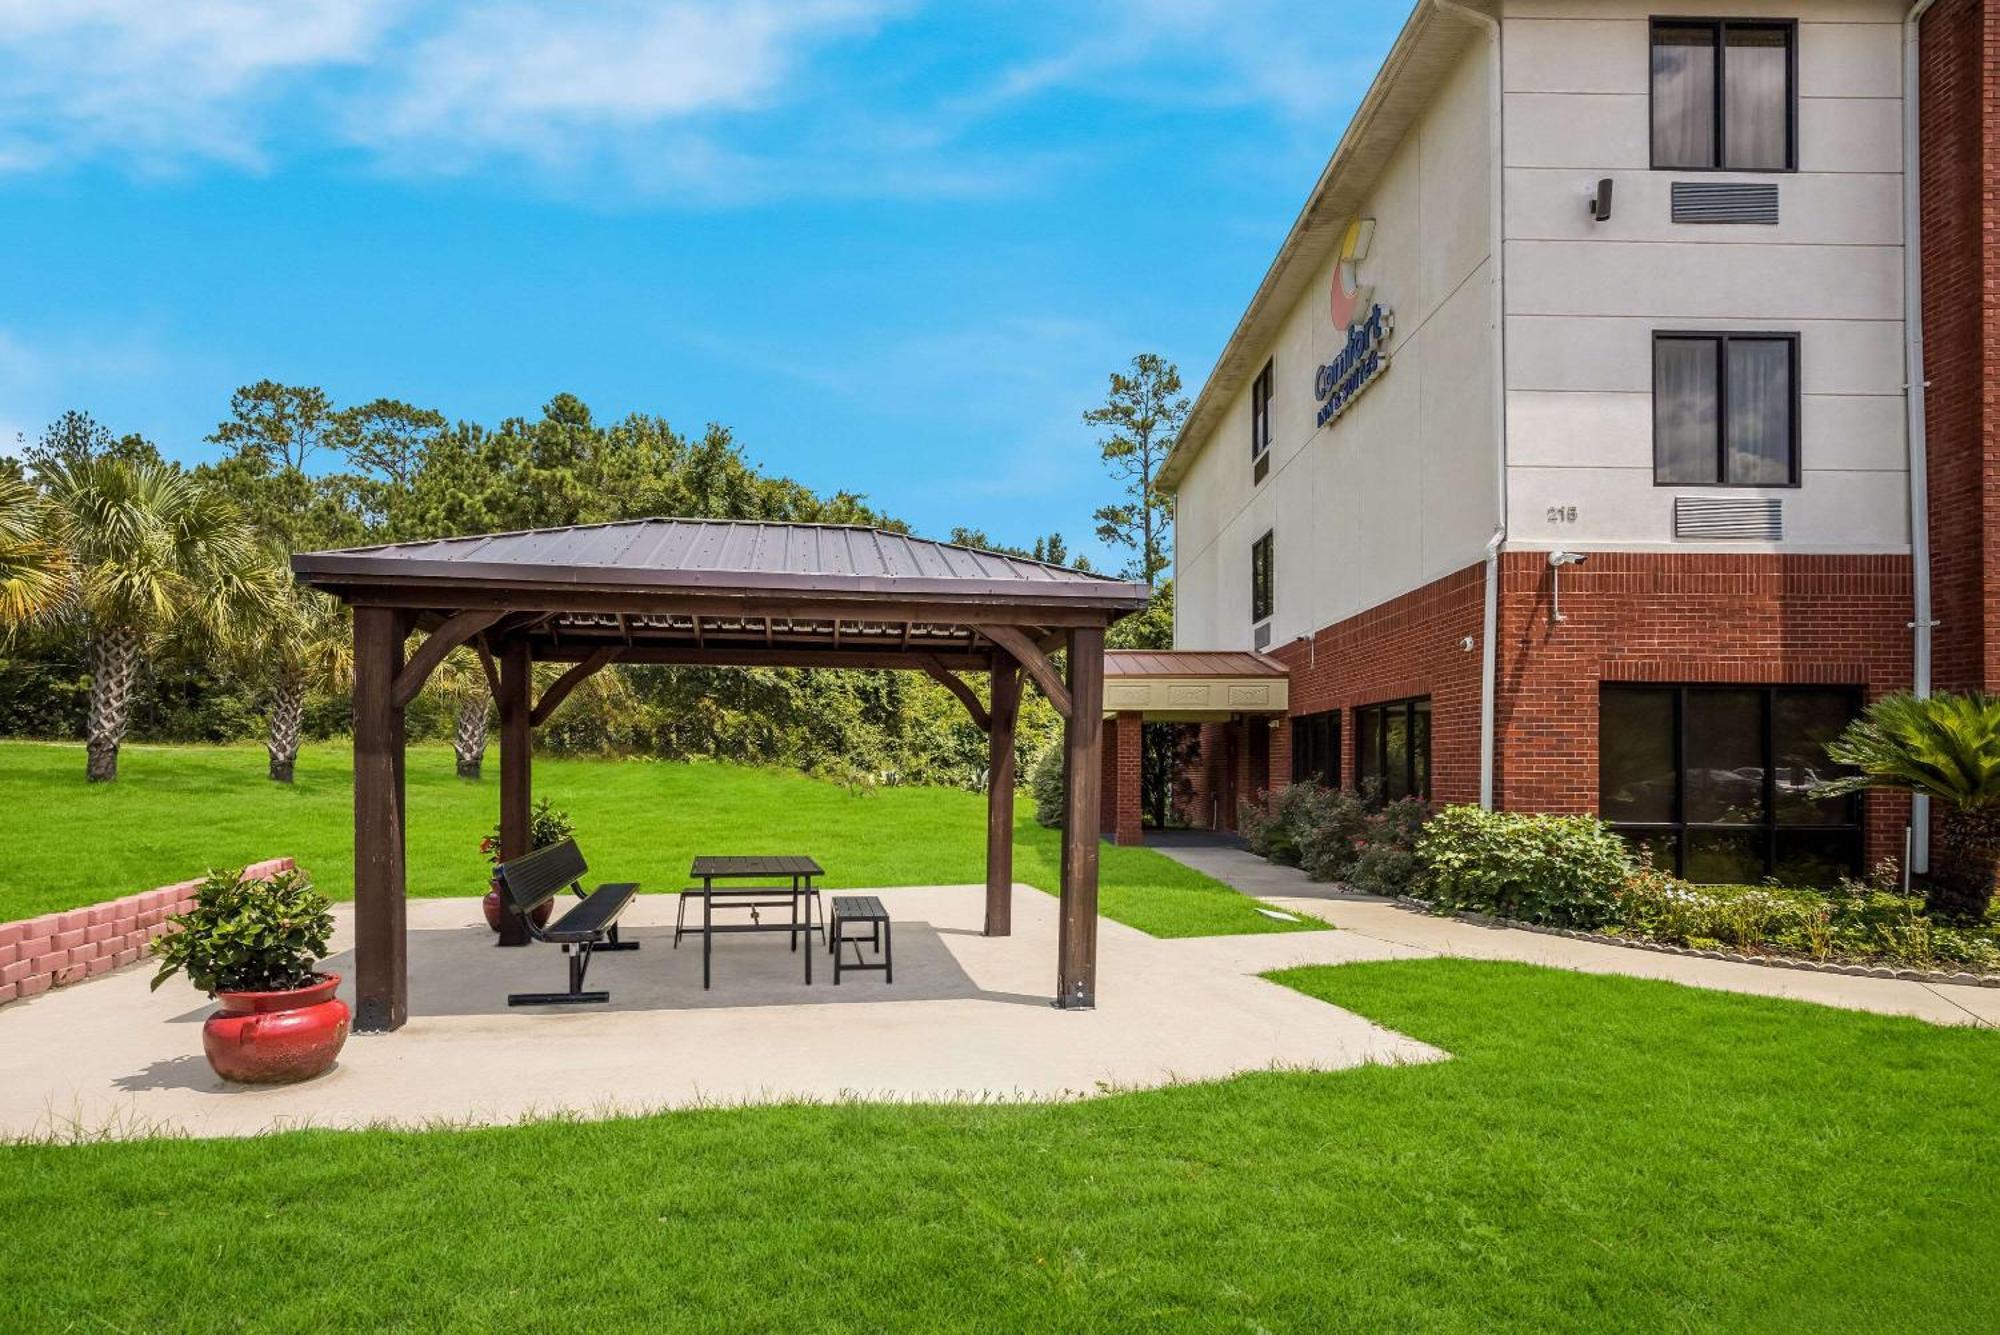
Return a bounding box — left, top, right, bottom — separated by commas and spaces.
0, 884, 1437, 1141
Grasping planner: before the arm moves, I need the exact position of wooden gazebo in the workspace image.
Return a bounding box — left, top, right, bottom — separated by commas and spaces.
293, 519, 1150, 1031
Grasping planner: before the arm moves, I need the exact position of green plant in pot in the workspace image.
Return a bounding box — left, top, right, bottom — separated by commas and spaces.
1818, 691, 2000, 923
479, 797, 576, 932
151, 867, 348, 1084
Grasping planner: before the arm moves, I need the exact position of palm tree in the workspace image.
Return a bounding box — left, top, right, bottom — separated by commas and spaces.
248, 576, 351, 783
1819, 692, 2000, 922
39, 459, 272, 782
427, 646, 493, 779
0, 475, 70, 627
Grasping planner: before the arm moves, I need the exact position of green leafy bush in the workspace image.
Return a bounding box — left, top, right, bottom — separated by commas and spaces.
1239, 784, 1326, 867
1417, 806, 1633, 927
1296, 786, 1373, 883
149, 867, 335, 996
1347, 795, 1435, 896
1609, 860, 2000, 971
1029, 739, 1065, 828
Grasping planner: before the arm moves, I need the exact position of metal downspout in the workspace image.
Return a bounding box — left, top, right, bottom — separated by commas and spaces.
1904, 0, 1937, 871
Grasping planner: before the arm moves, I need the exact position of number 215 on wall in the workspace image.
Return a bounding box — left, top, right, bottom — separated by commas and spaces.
1545, 505, 1577, 524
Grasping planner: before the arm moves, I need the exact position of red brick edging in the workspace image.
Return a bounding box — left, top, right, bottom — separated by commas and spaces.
0, 857, 296, 1007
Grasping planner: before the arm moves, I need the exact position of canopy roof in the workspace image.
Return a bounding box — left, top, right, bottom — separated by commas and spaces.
294, 519, 1149, 670
1104, 650, 1287, 678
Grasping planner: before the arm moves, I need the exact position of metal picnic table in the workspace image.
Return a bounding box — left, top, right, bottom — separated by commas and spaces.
684, 855, 825, 988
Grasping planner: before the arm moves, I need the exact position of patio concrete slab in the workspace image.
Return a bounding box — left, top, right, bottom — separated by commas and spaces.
1153, 842, 2000, 1029
0, 885, 1439, 1141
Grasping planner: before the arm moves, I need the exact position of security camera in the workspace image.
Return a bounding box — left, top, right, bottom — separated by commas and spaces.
1548, 550, 1588, 568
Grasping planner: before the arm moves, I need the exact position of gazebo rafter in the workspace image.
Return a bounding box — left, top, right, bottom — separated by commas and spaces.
295, 518, 1148, 1032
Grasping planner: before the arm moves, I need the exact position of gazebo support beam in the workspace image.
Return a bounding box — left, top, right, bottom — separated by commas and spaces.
391, 609, 504, 709
496, 638, 534, 948
976, 625, 1070, 719
922, 657, 991, 733
353, 605, 409, 1033
984, 655, 1022, 937
1056, 624, 1104, 1008
531, 646, 620, 727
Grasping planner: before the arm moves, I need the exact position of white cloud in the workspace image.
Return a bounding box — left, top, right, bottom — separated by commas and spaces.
964, 0, 1388, 123
368, 1, 885, 148
0, 0, 398, 172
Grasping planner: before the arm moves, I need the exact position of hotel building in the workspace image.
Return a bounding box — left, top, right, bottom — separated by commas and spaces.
1102, 0, 2000, 884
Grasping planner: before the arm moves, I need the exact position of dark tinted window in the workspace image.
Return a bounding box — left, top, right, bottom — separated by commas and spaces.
1291, 711, 1340, 787
1356, 698, 1429, 804
1600, 684, 1862, 883
1651, 20, 1793, 171
1654, 334, 1797, 486
1251, 531, 1274, 623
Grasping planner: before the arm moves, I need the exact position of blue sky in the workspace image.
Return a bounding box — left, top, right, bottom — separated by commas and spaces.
0, 1, 1403, 567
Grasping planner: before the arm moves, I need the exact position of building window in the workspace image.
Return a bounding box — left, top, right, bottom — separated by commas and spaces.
1651, 19, 1795, 172
1250, 361, 1273, 459
1250, 530, 1274, 623
1355, 698, 1430, 802
1654, 333, 1798, 486
1599, 685, 1863, 884
1292, 711, 1340, 788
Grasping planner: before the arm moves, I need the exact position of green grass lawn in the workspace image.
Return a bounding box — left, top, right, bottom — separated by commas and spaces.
0, 741, 1314, 939
4, 959, 1994, 1331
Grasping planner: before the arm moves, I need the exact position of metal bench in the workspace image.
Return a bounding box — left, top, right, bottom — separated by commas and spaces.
494, 838, 640, 1006
829, 895, 892, 985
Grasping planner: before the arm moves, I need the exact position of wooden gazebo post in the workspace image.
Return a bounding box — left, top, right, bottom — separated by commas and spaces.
495, 637, 534, 948
352, 605, 409, 1033
983, 654, 1022, 937
1057, 626, 1104, 1008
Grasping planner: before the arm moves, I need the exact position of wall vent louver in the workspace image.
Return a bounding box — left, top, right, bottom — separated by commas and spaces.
1252, 621, 1272, 650
1670, 181, 1779, 224
1674, 496, 1783, 541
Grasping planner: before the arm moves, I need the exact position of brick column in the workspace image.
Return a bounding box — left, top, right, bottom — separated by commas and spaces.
1267, 714, 1292, 795
1104, 711, 1145, 845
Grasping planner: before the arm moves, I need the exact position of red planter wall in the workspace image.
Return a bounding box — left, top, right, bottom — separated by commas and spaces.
0, 858, 296, 1007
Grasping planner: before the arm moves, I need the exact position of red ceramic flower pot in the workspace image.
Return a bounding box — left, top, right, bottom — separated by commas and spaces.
203, 973, 349, 1085
482, 882, 553, 933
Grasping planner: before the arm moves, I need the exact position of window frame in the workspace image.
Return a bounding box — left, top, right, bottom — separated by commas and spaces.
1648, 17, 1798, 174
1599, 683, 1865, 883
1250, 530, 1275, 624
1354, 696, 1431, 804
1651, 330, 1801, 488
1291, 710, 1341, 788
1250, 359, 1274, 481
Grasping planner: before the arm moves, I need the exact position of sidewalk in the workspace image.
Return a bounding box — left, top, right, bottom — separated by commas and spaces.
1152, 841, 2000, 1029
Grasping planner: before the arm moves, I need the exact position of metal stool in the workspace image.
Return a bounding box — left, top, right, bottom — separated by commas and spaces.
829, 895, 892, 985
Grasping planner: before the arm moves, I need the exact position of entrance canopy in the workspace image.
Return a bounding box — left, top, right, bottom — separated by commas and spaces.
1104, 649, 1289, 721
295, 519, 1149, 1031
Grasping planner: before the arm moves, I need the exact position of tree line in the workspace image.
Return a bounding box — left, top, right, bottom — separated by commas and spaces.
0, 357, 1184, 791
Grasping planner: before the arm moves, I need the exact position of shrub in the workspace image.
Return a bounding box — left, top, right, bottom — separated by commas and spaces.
1296, 786, 1373, 883
1417, 805, 1633, 927
1029, 739, 1065, 828
1345, 794, 1435, 896
1617, 872, 1824, 950
1239, 783, 1326, 867
149, 867, 335, 996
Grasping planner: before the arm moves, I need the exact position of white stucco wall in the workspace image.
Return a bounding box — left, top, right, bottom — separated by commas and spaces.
1501, 0, 1910, 552
1175, 41, 1499, 651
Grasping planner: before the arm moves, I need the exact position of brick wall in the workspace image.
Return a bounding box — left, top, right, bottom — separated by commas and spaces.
1492, 552, 1914, 868
0, 858, 296, 1007
1268, 561, 1488, 807
1918, 0, 2000, 694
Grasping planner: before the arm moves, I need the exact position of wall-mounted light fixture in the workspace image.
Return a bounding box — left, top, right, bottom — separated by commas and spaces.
1548, 549, 1588, 623
1588, 177, 1614, 223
